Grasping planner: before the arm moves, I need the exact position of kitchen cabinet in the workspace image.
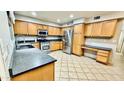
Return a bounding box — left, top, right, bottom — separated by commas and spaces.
72, 24, 85, 56
74, 24, 84, 34
42, 25, 48, 30
37, 24, 43, 30
11, 63, 54, 81
96, 50, 110, 64
59, 41, 63, 49
48, 26, 61, 36
85, 24, 92, 37
85, 19, 117, 37
28, 23, 37, 35
101, 19, 117, 37
60, 28, 64, 36
14, 20, 28, 35
32, 42, 40, 49
50, 41, 62, 51
91, 22, 102, 37
72, 45, 83, 56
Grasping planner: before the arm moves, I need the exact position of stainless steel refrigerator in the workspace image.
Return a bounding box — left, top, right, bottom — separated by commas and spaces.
63, 29, 73, 54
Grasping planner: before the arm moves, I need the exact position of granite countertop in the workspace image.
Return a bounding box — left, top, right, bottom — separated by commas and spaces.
9, 48, 57, 77
84, 45, 112, 51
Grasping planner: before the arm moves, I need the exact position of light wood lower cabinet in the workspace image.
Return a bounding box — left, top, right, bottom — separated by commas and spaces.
11, 63, 54, 81
50, 41, 62, 51
32, 42, 40, 49
96, 50, 110, 64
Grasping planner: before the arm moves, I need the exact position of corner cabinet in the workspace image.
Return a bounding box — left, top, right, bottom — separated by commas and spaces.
72, 24, 85, 56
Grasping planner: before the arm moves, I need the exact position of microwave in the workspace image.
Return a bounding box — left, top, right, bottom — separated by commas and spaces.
38, 30, 48, 36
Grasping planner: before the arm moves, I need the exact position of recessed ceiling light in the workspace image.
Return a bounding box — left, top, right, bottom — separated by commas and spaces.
31, 12, 37, 16
70, 14, 74, 18
57, 19, 60, 23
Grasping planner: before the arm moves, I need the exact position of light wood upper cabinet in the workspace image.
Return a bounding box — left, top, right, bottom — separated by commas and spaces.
74, 24, 84, 34
28, 23, 37, 35
85, 19, 117, 37
37, 24, 43, 30
14, 20, 28, 35
101, 19, 117, 37
91, 22, 102, 37
42, 25, 48, 30
48, 26, 61, 36
60, 28, 64, 36
85, 24, 92, 37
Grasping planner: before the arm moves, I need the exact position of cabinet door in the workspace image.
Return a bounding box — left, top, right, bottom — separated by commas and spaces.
28, 23, 37, 35
48, 26, 54, 35
42, 25, 48, 30
56, 28, 61, 35
37, 24, 43, 30
14, 20, 28, 35
60, 28, 64, 36
101, 20, 117, 37
32, 42, 40, 49
73, 34, 83, 45
74, 24, 84, 34
85, 24, 92, 37
91, 22, 102, 37
72, 45, 82, 56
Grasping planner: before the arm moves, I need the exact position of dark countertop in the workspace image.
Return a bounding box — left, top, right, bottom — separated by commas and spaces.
9, 48, 57, 77
84, 45, 112, 51
37, 38, 62, 42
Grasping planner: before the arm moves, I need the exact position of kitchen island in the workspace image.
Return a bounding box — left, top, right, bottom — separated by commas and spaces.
9, 48, 57, 81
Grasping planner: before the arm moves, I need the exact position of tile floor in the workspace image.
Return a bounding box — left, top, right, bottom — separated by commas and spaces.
48, 51, 124, 81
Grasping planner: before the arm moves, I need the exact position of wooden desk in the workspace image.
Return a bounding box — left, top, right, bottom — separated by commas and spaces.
82, 46, 112, 65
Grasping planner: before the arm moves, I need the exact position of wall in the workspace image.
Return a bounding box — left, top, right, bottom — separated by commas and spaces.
85, 12, 124, 23
84, 19, 123, 59
15, 14, 61, 27
0, 12, 15, 80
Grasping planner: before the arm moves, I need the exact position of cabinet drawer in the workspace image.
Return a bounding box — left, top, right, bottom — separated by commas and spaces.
98, 50, 109, 54
96, 55, 108, 63
97, 52, 109, 57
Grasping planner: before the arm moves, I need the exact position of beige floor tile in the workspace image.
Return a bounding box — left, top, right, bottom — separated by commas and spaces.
69, 78, 79, 81
60, 71, 69, 78
94, 73, 106, 81
61, 67, 68, 72
59, 78, 69, 81
69, 72, 78, 79
86, 73, 96, 80
68, 67, 76, 72
75, 67, 83, 73
77, 72, 88, 80
82, 67, 91, 73
49, 50, 124, 81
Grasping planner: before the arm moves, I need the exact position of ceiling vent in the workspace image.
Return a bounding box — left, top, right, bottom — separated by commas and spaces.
93, 16, 101, 20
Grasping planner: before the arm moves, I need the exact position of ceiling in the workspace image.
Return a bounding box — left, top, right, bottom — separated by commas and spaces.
15, 11, 118, 24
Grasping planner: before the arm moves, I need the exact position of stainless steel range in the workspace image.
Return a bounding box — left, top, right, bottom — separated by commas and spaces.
40, 42, 50, 51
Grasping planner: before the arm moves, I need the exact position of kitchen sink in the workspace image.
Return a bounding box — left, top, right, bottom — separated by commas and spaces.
16, 45, 34, 50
